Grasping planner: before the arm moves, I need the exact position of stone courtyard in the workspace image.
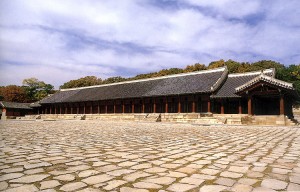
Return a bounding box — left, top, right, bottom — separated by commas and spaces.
0, 120, 299, 192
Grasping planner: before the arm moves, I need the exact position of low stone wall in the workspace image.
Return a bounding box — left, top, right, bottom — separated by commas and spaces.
15, 113, 297, 126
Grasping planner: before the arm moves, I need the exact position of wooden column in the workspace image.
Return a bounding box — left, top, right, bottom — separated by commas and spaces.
132, 101, 135, 113
178, 97, 181, 113
165, 100, 168, 113
65, 105, 68, 114
77, 104, 79, 114
83, 103, 86, 114
105, 102, 108, 114
113, 101, 116, 113
248, 96, 252, 115
238, 100, 242, 114
142, 99, 145, 113
60, 105, 62, 114
97, 102, 100, 114
122, 101, 125, 113
221, 100, 224, 114
90, 104, 93, 114
54, 106, 57, 114
192, 96, 196, 113
207, 100, 211, 113
280, 95, 284, 115
153, 99, 156, 113
38, 108, 40, 115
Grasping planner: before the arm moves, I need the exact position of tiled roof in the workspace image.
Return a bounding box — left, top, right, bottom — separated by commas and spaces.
0, 101, 32, 109
236, 73, 295, 93
29, 102, 42, 108
41, 67, 227, 104
211, 69, 275, 98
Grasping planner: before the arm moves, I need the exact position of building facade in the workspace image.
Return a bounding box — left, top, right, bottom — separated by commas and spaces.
39, 67, 298, 118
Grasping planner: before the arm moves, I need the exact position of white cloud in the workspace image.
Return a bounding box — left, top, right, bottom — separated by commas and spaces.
0, 0, 299, 88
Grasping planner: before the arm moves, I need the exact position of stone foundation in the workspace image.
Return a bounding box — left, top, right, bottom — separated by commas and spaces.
19, 113, 297, 126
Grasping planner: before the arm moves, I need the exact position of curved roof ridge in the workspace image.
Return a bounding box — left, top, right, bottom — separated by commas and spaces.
228, 68, 275, 77
235, 73, 294, 93
61, 67, 227, 92
211, 66, 228, 91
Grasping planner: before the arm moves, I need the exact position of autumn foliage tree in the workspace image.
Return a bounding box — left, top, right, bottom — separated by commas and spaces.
0, 85, 28, 102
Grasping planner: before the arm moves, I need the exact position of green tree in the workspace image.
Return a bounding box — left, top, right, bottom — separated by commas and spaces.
207, 59, 225, 69
23, 78, 54, 101
102, 76, 126, 84
60, 76, 102, 89
184, 63, 206, 72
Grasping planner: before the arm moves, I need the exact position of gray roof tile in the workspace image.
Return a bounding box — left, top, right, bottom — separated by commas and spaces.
41, 67, 227, 104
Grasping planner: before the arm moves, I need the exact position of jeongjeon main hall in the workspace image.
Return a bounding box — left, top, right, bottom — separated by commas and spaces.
37, 67, 298, 125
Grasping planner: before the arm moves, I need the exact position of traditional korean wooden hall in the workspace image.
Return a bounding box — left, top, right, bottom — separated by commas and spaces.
36, 67, 298, 125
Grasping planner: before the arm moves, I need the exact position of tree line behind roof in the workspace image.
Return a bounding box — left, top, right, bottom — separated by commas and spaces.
0, 60, 299, 103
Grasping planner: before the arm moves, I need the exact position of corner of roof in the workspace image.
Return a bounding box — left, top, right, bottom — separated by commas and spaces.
235, 73, 294, 93
0, 101, 4, 108
210, 66, 228, 92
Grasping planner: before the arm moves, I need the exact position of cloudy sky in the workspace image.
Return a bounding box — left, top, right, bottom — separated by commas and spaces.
0, 0, 299, 88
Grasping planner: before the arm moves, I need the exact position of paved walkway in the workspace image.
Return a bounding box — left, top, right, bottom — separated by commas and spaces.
0, 120, 299, 192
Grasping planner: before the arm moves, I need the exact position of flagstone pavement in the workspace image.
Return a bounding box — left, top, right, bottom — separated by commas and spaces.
0, 120, 299, 192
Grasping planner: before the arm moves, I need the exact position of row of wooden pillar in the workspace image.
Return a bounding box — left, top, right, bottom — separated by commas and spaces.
41, 95, 286, 116
42, 99, 211, 114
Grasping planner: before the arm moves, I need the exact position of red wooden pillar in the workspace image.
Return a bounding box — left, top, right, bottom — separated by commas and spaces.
165, 99, 168, 113
248, 96, 252, 115
38, 108, 40, 115
132, 101, 135, 113
178, 97, 181, 113
153, 99, 156, 113
113, 101, 116, 113
71, 104, 73, 114
76, 104, 79, 114
221, 100, 224, 114
45, 108, 48, 114
97, 102, 100, 114
192, 96, 196, 113
280, 95, 284, 115
83, 103, 86, 114
122, 101, 125, 113
105, 102, 108, 114
54, 106, 57, 114
65, 105, 68, 114
142, 99, 145, 113
207, 100, 211, 113
238, 100, 242, 114
60, 105, 62, 114
90, 104, 93, 114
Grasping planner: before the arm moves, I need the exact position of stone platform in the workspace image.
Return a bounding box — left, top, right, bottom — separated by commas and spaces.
0, 120, 299, 191
19, 113, 297, 126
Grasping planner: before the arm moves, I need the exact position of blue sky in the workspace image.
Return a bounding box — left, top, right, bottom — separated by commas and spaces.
0, 0, 300, 88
